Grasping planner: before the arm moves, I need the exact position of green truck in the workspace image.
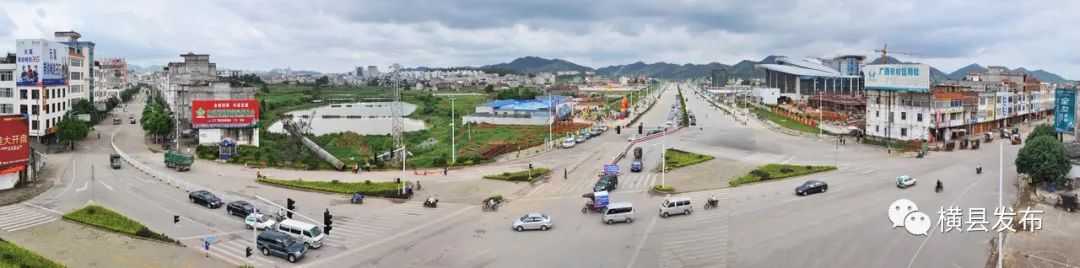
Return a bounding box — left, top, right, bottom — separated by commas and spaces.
164, 150, 194, 171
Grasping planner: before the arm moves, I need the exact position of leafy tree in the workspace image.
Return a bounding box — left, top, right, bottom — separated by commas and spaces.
1026, 124, 1056, 143
260, 84, 270, 94
484, 85, 495, 94
1016, 135, 1071, 184
72, 99, 101, 123
143, 112, 174, 136
57, 116, 90, 142
315, 76, 330, 86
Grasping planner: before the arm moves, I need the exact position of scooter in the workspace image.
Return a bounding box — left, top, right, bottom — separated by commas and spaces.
935, 181, 944, 193
976, 166, 982, 175
350, 192, 364, 204
704, 198, 719, 209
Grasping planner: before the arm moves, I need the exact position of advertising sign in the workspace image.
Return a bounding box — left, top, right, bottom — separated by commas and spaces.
862, 64, 930, 93
16, 39, 69, 87
1055, 88, 1075, 133
191, 99, 260, 129
0, 115, 31, 168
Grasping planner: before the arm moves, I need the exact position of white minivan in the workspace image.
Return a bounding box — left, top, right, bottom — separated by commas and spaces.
277, 219, 326, 249
601, 202, 635, 224
658, 197, 692, 218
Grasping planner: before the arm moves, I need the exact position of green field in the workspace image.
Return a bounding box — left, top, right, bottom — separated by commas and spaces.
749, 106, 821, 134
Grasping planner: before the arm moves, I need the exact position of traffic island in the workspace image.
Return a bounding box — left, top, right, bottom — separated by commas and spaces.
62, 205, 179, 245
651, 185, 675, 194
0, 239, 65, 268
729, 164, 837, 187
661, 149, 715, 172
482, 167, 551, 183
256, 177, 411, 198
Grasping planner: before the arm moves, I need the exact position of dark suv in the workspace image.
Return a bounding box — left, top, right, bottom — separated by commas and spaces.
188, 190, 222, 209
594, 174, 619, 192
226, 200, 256, 217
257, 229, 307, 263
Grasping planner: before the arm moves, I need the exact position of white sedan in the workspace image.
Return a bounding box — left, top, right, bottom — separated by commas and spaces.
245, 213, 276, 230
896, 175, 917, 188
512, 213, 552, 232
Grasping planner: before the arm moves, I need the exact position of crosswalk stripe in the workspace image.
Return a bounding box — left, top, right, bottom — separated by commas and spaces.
7, 218, 57, 232
0, 214, 53, 230
0, 210, 42, 224
0, 205, 29, 214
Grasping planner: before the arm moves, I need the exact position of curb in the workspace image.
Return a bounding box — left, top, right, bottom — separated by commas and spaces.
60, 218, 185, 247
0, 178, 55, 207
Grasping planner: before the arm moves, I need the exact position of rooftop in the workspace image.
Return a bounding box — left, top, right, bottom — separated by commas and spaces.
755, 56, 859, 78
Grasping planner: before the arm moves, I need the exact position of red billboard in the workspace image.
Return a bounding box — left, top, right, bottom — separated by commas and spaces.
0, 115, 30, 168
190, 99, 260, 129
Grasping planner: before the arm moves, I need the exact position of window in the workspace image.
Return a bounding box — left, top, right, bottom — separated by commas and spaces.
0, 104, 11, 114
875, 97, 881, 104
71, 58, 82, 67
31, 105, 37, 115
889, 112, 894, 121
0, 71, 11, 81
19, 105, 26, 114
20, 89, 27, 99
70, 85, 82, 93
901, 112, 907, 120
917, 113, 923, 122
31, 120, 38, 130
876, 125, 880, 132
950, 113, 958, 120
32, 90, 38, 99
876, 111, 880, 118
901, 128, 907, 137
0, 88, 11, 98
71, 72, 82, 80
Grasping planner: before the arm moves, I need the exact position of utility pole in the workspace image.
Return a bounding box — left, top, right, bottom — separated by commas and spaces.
548, 93, 554, 149
450, 97, 456, 164
996, 134, 1003, 268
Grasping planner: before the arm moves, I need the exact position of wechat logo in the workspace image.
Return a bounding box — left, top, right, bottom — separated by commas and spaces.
888, 199, 931, 236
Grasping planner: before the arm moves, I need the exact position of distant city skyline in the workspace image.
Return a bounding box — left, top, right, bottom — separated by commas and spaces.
1, 0, 1078, 79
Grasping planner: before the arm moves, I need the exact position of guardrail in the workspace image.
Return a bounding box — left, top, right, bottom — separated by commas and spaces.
609, 127, 684, 166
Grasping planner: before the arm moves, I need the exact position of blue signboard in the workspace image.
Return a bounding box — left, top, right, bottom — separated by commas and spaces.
603, 164, 619, 174
1055, 88, 1075, 133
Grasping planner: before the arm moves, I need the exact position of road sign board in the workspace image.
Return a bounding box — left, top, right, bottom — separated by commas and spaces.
603, 164, 619, 174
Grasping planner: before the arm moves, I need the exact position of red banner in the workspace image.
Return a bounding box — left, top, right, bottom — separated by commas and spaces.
0, 115, 30, 168
190, 99, 260, 129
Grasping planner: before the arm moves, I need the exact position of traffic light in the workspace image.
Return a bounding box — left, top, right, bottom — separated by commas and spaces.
173, 215, 179, 224
638, 124, 643, 134
528, 163, 533, 170
286, 198, 295, 219
616, 126, 621, 134
245, 247, 253, 258
389, 149, 395, 159
323, 209, 333, 235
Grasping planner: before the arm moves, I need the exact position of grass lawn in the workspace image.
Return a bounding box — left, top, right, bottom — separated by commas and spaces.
749, 106, 821, 134
662, 149, 714, 172
0, 240, 65, 268
482, 167, 551, 182
730, 164, 837, 187
653, 185, 675, 192
62, 205, 176, 244
257, 177, 409, 197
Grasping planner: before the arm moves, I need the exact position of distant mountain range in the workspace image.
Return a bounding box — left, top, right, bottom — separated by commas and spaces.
128, 64, 163, 75
473, 56, 1072, 83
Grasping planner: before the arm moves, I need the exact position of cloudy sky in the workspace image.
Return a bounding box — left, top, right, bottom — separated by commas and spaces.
1, 0, 1078, 78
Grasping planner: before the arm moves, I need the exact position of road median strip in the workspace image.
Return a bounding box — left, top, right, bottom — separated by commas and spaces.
482, 167, 551, 182
62, 205, 179, 245
729, 164, 837, 187
256, 177, 410, 197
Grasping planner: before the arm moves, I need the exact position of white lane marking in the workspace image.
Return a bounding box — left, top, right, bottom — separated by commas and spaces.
626, 196, 666, 268
175, 230, 251, 241
7, 218, 58, 232
42, 167, 77, 206
781, 155, 796, 164
97, 180, 114, 191
75, 182, 89, 192
24, 203, 63, 215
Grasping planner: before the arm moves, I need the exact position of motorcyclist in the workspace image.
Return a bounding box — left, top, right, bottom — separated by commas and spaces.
487, 198, 497, 210
976, 164, 982, 174
936, 180, 943, 191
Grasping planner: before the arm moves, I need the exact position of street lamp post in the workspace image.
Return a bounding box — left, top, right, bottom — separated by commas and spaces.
450, 97, 456, 164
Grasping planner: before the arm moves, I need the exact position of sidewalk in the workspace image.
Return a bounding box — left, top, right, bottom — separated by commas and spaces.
2, 220, 231, 268
0, 148, 72, 206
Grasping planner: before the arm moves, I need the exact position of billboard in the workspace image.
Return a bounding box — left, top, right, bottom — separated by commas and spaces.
16, 39, 69, 87
1055, 88, 1075, 133
862, 64, 930, 93
0, 115, 31, 168
191, 99, 260, 129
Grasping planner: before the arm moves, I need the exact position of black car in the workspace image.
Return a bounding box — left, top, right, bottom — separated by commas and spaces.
795, 180, 828, 196
189, 190, 222, 208
226, 200, 256, 217
594, 174, 619, 192
257, 229, 307, 263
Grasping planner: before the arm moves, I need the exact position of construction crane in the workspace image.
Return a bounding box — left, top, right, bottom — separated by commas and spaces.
874, 44, 919, 64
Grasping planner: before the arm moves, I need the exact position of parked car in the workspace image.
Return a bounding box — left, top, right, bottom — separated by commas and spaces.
896, 175, 917, 188
658, 197, 692, 218
576, 135, 587, 143
226, 200, 256, 217
188, 190, 222, 208
795, 180, 828, 196
512, 213, 552, 232
562, 137, 576, 148
245, 213, 276, 230
256, 229, 307, 263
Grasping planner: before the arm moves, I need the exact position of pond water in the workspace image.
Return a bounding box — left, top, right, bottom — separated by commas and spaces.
267, 101, 428, 135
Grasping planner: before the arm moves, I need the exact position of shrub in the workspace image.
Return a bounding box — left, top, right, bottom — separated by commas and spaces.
483, 168, 551, 182
750, 169, 771, 180
779, 168, 794, 173
63, 205, 174, 243
0, 240, 64, 268
653, 185, 675, 192
730, 164, 837, 187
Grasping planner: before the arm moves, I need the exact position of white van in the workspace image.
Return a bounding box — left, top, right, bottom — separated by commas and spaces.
277, 219, 326, 249
601, 202, 635, 224
658, 197, 692, 218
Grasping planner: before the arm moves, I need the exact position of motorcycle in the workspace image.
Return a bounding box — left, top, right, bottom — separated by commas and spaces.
976, 166, 982, 175
482, 201, 499, 212
423, 196, 438, 208
935, 181, 944, 193
350, 192, 364, 204
704, 198, 719, 209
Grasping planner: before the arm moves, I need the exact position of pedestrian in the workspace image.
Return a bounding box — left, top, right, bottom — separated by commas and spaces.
416, 180, 421, 191
444, 167, 448, 176
564, 168, 568, 180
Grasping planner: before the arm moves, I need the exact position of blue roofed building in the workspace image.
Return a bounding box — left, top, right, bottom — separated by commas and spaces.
464, 95, 572, 125
755, 55, 866, 101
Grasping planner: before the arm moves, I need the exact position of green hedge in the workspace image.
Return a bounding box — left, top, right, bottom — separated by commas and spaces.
663, 149, 715, 171
62, 205, 176, 244
730, 164, 837, 187
0, 240, 65, 268
653, 185, 675, 192
257, 177, 409, 197
482, 168, 551, 182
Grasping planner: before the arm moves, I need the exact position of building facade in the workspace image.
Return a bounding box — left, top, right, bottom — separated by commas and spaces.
54, 31, 95, 103
0, 53, 15, 115
756, 55, 865, 100
159, 53, 259, 146
14, 39, 73, 138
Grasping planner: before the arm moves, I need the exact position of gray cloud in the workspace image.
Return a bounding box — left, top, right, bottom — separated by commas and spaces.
1, 0, 1077, 79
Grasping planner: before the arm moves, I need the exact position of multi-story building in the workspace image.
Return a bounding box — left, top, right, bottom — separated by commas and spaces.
54, 31, 95, 103
159, 53, 258, 146
0, 53, 15, 115
99, 57, 128, 100
14, 39, 73, 138
366, 65, 379, 77
755, 55, 865, 101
